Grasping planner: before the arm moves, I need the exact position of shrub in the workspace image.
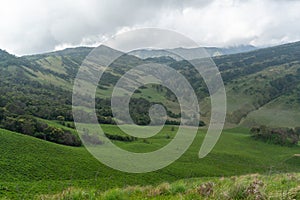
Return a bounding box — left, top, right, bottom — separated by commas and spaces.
170, 182, 186, 194
104, 132, 137, 142
44, 126, 82, 146
250, 126, 300, 146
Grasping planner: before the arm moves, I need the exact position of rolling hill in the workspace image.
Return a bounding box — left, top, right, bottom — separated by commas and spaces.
0, 41, 299, 133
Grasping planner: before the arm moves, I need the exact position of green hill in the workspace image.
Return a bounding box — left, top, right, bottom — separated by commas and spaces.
0, 42, 300, 131
215, 42, 300, 127
1, 126, 300, 198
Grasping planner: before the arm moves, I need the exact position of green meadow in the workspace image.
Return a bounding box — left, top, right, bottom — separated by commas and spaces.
1, 124, 300, 199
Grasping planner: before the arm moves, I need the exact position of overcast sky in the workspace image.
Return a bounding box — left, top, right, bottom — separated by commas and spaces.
1, 0, 300, 55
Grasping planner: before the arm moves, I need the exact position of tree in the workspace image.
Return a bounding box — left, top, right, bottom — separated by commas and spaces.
0, 108, 4, 121
19, 119, 36, 136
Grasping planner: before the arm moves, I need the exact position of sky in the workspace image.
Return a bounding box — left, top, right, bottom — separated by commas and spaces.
1, 0, 300, 55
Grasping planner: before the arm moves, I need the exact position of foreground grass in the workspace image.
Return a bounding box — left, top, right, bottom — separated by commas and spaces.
38, 173, 300, 199
1, 125, 300, 198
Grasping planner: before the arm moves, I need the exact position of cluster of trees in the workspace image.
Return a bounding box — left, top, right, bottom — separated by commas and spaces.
128, 98, 182, 125
250, 126, 300, 146
0, 115, 81, 146
0, 67, 74, 121
270, 71, 300, 97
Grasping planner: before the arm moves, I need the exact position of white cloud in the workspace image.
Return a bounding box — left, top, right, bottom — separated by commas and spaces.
147, 0, 300, 47
0, 0, 299, 55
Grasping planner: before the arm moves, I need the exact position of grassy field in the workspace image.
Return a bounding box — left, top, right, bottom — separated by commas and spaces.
1, 125, 300, 199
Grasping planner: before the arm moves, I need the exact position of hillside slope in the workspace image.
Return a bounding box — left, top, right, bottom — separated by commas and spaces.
213, 42, 300, 127
0, 42, 299, 132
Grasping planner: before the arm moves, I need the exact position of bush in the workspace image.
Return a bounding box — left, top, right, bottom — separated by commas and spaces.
170, 182, 186, 194
104, 132, 137, 142
43, 126, 82, 146
250, 126, 299, 146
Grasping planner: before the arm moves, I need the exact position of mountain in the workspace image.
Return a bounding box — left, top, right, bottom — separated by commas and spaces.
0, 42, 299, 146
129, 45, 257, 60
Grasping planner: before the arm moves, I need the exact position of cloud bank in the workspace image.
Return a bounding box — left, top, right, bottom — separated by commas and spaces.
0, 0, 300, 55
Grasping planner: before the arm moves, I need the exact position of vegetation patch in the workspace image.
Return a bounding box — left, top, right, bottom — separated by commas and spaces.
38, 173, 300, 199
250, 126, 300, 146
0, 115, 81, 146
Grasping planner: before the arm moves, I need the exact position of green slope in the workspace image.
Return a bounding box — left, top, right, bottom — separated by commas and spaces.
0, 128, 102, 182
1, 126, 300, 198
1, 42, 300, 130
201, 42, 300, 127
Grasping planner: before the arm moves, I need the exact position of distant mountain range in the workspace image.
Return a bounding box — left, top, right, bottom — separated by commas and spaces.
129, 45, 257, 60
